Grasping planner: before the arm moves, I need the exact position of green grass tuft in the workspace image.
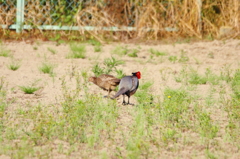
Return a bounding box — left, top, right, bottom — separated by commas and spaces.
128, 49, 139, 57
67, 43, 86, 59
39, 62, 55, 75
19, 86, 40, 94
47, 47, 57, 54
168, 56, 178, 63
0, 43, 11, 57
7, 59, 21, 71
92, 57, 124, 77
149, 48, 168, 57
112, 45, 128, 56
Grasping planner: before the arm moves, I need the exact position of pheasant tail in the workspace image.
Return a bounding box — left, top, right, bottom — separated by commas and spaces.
113, 87, 128, 98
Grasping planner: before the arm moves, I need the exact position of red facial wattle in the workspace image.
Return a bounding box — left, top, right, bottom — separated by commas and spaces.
136, 71, 141, 79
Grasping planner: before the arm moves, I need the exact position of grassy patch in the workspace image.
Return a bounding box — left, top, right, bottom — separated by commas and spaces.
39, 62, 55, 75
88, 39, 102, 52
47, 47, 57, 54
178, 50, 189, 63
19, 86, 40, 94
168, 56, 178, 63
128, 48, 139, 57
92, 57, 125, 77
67, 43, 86, 59
0, 43, 11, 57
7, 59, 21, 71
135, 81, 154, 106
149, 48, 168, 57
111, 45, 128, 56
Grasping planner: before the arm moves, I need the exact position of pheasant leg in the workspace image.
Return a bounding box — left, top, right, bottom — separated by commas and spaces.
122, 95, 127, 105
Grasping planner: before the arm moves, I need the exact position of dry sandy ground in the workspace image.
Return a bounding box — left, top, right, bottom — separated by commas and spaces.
0, 39, 240, 158
1, 39, 239, 105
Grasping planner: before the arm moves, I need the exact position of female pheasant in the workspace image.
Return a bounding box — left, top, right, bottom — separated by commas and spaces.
88, 74, 121, 97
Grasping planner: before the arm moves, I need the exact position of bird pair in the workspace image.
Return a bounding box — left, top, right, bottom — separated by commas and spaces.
88, 71, 141, 105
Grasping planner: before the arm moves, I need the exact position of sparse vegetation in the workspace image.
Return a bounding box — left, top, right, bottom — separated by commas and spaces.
19, 85, 40, 94
178, 50, 189, 63
39, 62, 55, 75
168, 56, 178, 63
92, 57, 125, 77
112, 45, 128, 56
7, 59, 21, 71
0, 43, 11, 57
0, 39, 239, 159
128, 48, 139, 57
47, 47, 57, 54
33, 46, 38, 50
67, 43, 86, 59
149, 48, 168, 57
88, 39, 102, 52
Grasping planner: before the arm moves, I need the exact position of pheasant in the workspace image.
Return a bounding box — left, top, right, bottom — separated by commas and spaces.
88, 74, 121, 97
112, 71, 141, 105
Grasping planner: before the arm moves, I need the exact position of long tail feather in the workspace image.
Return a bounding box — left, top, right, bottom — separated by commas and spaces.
113, 87, 127, 98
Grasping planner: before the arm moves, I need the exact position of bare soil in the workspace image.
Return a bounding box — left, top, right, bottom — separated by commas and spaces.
0, 39, 240, 158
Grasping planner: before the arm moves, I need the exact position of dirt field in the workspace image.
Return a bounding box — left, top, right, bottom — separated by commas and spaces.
0, 39, 240, 158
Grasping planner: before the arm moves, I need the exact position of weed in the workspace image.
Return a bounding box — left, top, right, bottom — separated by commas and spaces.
208, 52, 214, 59
33, 46, 38, 50
188, 71, 208, 84
159, 68, 172, 81
161, 87, 191, 123
115, 69, 126, 79
88, 39, 102, 52
103, 57, 124, 73
88, 39, 101, 46
231, 69, 240, 99
177, 67, 220, 85
92, 57, 124, 76
94, 45, 102, 52
194, 57, 202, 64
149, 48, 168, 57
67, 43, 86, 59
112, 45, 128, 56
19, 80, 42, 94
128, 49, 139, 57
92, 64, 105, 77
168, 56, 178, 63
161, 128, 178, 144
0, 43, 11, 57
205, 68, 220, 85
178, 50, 189, 63
39, 62, 55, 75
49, 33, 61, 43
175, 66, 189, 84
7, 59, 21, 71
224, 69, 240, 143
135, 81, 154, 105
19, 86, 40, 94
205, 149, 217, 159
47, 47, 57, 54
220, 65, 232, 83
195, 107, 219, 139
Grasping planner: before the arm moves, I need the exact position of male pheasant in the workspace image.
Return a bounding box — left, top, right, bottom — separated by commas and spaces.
112, 71, 141, 105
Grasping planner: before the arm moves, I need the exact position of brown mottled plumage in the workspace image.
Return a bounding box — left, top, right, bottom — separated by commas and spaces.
88, 74, 121, 97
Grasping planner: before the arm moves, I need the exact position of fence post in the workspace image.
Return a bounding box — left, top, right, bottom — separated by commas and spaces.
196, 0, 202, 36
16, 0, 25, 33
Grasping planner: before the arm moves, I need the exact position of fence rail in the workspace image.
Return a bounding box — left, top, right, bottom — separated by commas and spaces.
0, 0, 239, 38
0, 0, 181, 33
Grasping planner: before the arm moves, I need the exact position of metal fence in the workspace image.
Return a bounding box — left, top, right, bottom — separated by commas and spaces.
0, 0, 182, 33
